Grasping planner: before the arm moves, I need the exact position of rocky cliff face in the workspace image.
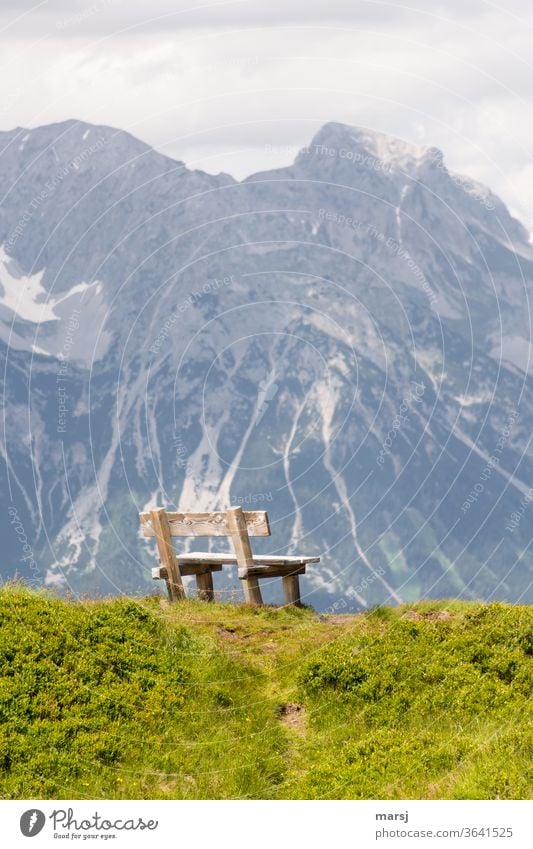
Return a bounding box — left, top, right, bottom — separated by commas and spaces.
1, 118, 532, 608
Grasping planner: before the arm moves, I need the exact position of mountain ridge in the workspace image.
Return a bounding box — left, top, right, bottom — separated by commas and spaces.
1, 118, 532, 608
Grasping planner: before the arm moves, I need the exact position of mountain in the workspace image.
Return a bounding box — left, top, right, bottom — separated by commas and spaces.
1, 118, 533, 609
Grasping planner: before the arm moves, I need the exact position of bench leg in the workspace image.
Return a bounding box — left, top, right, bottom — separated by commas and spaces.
227, 506, 264, 606
196, 571, 214, 602
151, 508, 186, 602
243, 576, 263, 606
282, 575, 301, 606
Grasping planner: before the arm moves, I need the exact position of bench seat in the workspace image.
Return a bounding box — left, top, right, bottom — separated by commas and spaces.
153, 552, 319, 581
176, 552, 319, 566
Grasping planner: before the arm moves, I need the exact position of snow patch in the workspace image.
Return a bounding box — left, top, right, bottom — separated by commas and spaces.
0, 245, 101, 324
453, 391, 492, 407
489, 333, 533, 374
18, 132, 30, 152
348, 130, 425, 169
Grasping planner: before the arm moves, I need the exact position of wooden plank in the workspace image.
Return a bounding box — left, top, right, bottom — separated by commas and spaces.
155, 562, 305, 580
140, 510, 270, 538
173, 552, 319, 565
282, 575, 302, 606
150, 508, 185, 601
180, 562, 223, 576
196, 571, 214, 602
227, 506, 263, 605
154, 563, 223, 579
241, 563, 306, 578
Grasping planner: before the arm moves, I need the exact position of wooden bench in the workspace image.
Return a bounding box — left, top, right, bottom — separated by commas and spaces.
139, 506, 319, 606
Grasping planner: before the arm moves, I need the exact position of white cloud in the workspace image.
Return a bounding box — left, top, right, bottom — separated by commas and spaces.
0, 1, 533, 222
0, 1, 517, 34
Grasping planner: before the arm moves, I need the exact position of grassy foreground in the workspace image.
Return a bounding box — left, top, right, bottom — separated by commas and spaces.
0, 587, 531, 800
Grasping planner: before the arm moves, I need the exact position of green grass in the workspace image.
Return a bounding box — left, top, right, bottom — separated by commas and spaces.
0, 587, 531, 799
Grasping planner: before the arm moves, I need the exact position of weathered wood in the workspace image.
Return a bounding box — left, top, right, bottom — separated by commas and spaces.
179, 562, 223, 576
154, 562, 306, 580
153, 563, 223, 579
227, 506, 263, 605
175, 552, 319, 566
241, 563, 306, 578
140, 510, 270, 538
282, 574, 302, 606
142, 506, 318, 608
196, 571, 214, 602
150, 508, 185, 601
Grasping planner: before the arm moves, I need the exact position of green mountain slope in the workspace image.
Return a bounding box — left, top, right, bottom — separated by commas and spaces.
0, 588, 531, 799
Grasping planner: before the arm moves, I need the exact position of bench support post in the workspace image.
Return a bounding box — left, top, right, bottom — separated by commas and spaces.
150, 507, 186, 602
282, 574, 301, 606
195, 571, 214, 601
227, 506, 263, 606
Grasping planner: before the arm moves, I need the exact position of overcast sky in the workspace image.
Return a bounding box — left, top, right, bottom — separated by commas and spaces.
1, 0, 533, 224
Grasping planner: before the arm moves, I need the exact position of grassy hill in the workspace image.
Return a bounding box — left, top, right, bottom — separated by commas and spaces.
0, 587, 531, 799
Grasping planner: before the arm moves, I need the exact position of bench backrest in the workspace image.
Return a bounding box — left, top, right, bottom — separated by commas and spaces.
140, 509, 271, 538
